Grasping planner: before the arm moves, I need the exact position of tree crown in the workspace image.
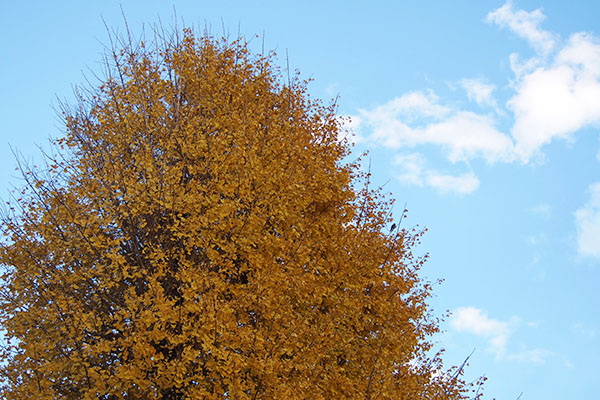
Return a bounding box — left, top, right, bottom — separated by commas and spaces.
0, 26, 481, 399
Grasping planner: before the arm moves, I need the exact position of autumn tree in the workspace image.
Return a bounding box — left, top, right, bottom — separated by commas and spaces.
0, 26, 481, 399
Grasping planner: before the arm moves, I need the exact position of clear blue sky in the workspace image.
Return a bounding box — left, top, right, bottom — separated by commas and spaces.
2, 1, 599, 399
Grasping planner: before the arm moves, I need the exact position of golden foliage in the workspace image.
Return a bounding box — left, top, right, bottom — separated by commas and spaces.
0, 28, 482, 399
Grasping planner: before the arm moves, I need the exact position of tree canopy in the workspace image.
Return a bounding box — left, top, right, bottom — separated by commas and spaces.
0, 27, 481, 399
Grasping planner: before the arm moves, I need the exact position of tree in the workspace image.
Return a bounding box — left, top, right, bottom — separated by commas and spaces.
0, 26, 481, 399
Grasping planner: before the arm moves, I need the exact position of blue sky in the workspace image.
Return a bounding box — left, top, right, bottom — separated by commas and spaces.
1, 1, 599, 399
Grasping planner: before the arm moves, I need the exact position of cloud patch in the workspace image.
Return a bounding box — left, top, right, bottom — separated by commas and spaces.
460, 78, 500, 111
529, 203, 552, 219
354, 93, 515, 164
508, 33, 600, 160
508, 348, 562, 365
450, 306, 563, 365
394, 153, 479, 195
450, 306, 512, 358
486, 1, 557, 55
574, 182, 600, 260
572, 321, 597, 338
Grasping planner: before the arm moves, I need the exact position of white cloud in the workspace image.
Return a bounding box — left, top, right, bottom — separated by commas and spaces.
450, 307, 562, 364
450, 307, 573, 366
450, 307, 507, 337
394, 153, 428, 187
509, 348, 573, 368
373, 90, 451, 121
460, 78, 498, 110
508, 348, 553, 364
509, 52, 544, 79
489, 4, 600, 161
355, 93, 515, 164
420, 112, 514, 163
393, 153, 479, 195
574, 182, 600, 260
487, 1, 557, 55
426, 172, 479, 195
557, 32, 600, 74
450, 306, 511, 358
509, 33, 600, 160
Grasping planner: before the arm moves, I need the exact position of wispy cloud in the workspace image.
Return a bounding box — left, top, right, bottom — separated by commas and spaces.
366, 91, 451, 122
529, 203, 552, 219
572, 321, 597, 338
525, 233, 546, 246
574, 182, 600, 260
486, 1, 557, 55
450, 306, 564, 365
426, 172, 479, 195
393, 153, 479, 195
460, 78, 500, 111
508, 348, 571, 367
450, 306, 512, 358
